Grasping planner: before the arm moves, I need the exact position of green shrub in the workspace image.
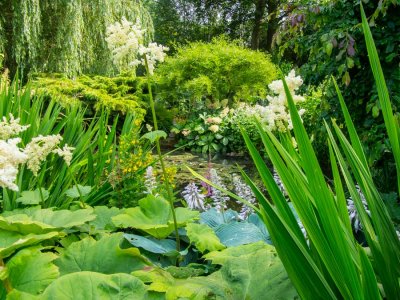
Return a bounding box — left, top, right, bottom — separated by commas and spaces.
30, 73, 147, 118
156, 37, 278, 115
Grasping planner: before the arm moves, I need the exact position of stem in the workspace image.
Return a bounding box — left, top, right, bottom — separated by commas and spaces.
144, 56, 181, 253
0, 258, 12, 293
38, 182, 45, 207
69, 168, 84, 203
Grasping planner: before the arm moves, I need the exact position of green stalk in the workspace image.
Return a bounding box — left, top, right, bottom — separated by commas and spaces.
143, 56, 180, 252
0, 258, 12, 293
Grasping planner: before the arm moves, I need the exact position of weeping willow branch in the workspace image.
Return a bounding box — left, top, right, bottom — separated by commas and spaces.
1, 0, 154, 77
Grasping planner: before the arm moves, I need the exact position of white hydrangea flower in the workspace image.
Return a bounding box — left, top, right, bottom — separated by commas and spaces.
0, 138, 28, 191
182, 182, 206, 211
239, 70, 306, 133
233, 175, 256, 220
209, 125, 219, 133
0, 114, 30, 140
24, 134, 63, 176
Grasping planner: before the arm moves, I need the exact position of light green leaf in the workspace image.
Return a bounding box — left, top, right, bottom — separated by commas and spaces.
112, 195, 199, 239
1, 207, 96, 232
186, 223, 225, 253
89, 206, 121, 231
136, 242, 297, 299
6, 247, 59, 295
16, 189, 49, 205
0, 230, 61, 258
41, 271, 148, 300
141, 130, 167, 143
55, 233, 151, 275
65, 185, 92, 198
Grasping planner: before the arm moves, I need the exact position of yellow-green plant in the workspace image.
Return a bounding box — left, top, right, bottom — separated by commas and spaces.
191, 5, 400, 299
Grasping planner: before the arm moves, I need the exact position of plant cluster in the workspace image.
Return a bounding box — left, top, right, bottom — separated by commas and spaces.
173, 70, 309, 154
30, 73, 147, 118
155, 37, 278, 115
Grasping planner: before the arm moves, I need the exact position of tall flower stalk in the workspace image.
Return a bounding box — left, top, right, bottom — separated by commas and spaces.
106, 19, 180, 251
144, 55, 180, 251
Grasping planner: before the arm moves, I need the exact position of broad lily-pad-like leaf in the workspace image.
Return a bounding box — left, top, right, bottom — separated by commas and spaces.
1, 207, 96, 234
65, 185, 92, 199
186, 223, 225, 253
6, 247, 59, 295
41, 271, 148, 300
134, 242, 297, 299
214, 222, 268, 247
112, 195, 199, 239
89, 206, 121, 231
55, 233, 151, 275
0, 230, 61, 258
16, 189, 49, 205
200, 208, 239, 229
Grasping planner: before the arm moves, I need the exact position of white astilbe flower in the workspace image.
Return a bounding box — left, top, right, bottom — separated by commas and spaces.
347, 185, 371, 233
144, 166, 158, 195
209, 168, 229, 212
52, 144, 75, 166
24, 134, 63, 176
233, 175, 256, 220
106, 18, 168, 74
182, 182, 206, 211
0, 114, 30, 140
0, 138, 28, 191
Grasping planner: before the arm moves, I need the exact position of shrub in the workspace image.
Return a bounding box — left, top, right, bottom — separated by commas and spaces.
30, 73, 147, 118
155, 37, 278, 115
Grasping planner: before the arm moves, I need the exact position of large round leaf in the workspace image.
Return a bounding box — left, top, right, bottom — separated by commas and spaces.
55, 233, 151, 275
41, 271, 148, 300
6, 247, 59, 295
1, 207, 95, 233
89, 206, 121, 231
214, 222, 268, 247
186, 223, 225, 253
112, 195, 199, 238
0, 230, 61, 258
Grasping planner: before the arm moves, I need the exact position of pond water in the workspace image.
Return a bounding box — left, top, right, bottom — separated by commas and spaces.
163, 151, 256, 190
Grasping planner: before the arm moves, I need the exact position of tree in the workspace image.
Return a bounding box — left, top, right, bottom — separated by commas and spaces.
0, 0, 153, 77
147, 0, 287, 52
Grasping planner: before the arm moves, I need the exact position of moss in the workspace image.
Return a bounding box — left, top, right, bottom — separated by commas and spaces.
30, 73, 147, 118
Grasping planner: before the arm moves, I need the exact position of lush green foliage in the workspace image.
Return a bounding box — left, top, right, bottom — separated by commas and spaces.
0, 0, 153, 77
156, 37, 277, 114
30, 73, 147, 118
277, 0, 400, 191
196, 9, 400, 298
0, 78, 146, 211
0, 203, 297, 299
173, 105, 260, 154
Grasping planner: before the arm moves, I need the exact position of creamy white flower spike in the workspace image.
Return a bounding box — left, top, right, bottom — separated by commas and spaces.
0, 138, 28, 191
24, 134, 63, 176
0, 114, 30, 140
53, 144, 75, 166
106, 18, 168, 74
